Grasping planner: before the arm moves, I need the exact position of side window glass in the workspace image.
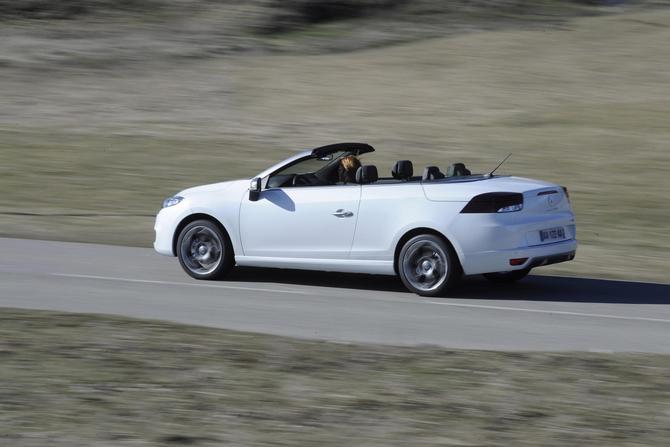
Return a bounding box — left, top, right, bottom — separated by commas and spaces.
269, 151, 352, 188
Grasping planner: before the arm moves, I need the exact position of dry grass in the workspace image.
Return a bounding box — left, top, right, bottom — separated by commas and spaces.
1, 5, 669, 282
2, 308, 670, 446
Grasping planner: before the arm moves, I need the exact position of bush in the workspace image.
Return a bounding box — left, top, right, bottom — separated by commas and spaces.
256, 0, 406, 33
0, 0, 162, 19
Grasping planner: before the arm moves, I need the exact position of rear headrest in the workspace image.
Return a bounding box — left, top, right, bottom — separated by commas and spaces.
356, 165, 378, 184
422, 166, 445, 181
391, 160, 413, 180
446, 163, 471, 177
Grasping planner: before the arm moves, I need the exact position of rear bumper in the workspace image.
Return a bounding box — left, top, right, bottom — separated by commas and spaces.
527, 250, 576, 269
461, 238, 577, 275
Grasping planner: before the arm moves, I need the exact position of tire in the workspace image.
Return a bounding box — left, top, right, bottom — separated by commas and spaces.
177, 219, 234, 280
483, 268, 531, 283
397, 234, 461, 297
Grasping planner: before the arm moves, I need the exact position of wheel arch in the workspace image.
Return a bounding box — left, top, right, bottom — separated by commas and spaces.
393, 227, 463, 275
172, 213, 233, 257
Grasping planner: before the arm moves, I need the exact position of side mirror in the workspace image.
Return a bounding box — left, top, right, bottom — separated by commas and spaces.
249, 177, 261, 202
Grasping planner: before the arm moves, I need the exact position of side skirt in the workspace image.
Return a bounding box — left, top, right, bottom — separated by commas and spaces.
234, 256, 395, 275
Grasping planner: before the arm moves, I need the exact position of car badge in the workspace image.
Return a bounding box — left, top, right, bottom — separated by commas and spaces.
547, 194, 558, 207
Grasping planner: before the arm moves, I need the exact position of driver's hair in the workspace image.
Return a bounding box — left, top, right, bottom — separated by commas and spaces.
339, 155, 361, 184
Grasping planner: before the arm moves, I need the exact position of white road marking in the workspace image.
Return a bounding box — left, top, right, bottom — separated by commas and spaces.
0, 269, 419, 305
41, 272, 670, 324
49, 273, 314, 296
425, 300, 670, 324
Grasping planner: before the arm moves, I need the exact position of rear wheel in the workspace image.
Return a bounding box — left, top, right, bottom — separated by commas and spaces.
483, 268, 531, 283
398, 234, 460, 297
177, 219, 234, 280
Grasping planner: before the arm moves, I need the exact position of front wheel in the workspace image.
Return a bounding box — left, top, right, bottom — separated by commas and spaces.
483, 268, 531, 283
398, 234, 461, 297
177, 219, 234, 280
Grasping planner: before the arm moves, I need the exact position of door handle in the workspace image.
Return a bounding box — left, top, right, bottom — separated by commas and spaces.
332, 209, 354, 218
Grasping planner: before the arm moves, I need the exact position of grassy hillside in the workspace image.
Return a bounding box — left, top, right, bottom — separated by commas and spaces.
2, 309, 670, 446
1, 1, 669, 282
0, 1, 654, 68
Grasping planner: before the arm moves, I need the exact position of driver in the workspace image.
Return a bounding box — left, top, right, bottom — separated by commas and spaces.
338, 155, 361, 184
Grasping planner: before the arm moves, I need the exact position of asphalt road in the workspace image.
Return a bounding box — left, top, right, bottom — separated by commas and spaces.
1, 237, 669, 352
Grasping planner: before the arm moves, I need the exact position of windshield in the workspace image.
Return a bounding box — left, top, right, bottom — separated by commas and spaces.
273, 150, 350, 177
266, 150, 362, 188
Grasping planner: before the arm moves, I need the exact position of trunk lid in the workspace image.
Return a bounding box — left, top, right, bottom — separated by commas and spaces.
422, 176, 559, 203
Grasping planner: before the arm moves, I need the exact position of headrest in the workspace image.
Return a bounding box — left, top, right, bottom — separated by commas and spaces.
446, 163, 471, 177
356, 165, 378, 184
391, 160, 413, 180
422, 166, 445, 181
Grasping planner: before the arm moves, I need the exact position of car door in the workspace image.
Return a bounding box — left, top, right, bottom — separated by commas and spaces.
239, 184, 361, 259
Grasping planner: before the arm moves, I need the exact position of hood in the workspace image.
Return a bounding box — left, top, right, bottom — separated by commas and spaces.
178, 179, 249, 197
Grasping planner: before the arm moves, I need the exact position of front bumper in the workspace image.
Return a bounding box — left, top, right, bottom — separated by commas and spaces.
153, 203, 190, 256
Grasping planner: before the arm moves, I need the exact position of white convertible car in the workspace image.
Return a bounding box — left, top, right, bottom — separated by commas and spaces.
154, 142, 576, 296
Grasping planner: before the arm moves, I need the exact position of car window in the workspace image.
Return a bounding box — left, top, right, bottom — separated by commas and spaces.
273, 150, 348, 176
267, 150, 365, 188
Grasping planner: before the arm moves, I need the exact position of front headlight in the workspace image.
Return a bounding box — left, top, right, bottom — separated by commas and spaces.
162, 196, 184, 208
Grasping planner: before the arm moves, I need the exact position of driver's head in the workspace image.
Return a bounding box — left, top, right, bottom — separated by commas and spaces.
339, 155, 361, 183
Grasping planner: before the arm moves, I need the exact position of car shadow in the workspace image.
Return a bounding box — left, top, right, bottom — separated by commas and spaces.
450, 275, 670, 304
226, 267, 670, 305
227, 267, 407, 292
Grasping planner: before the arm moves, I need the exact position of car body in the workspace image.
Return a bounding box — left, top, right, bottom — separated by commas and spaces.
154, 142, 577, 296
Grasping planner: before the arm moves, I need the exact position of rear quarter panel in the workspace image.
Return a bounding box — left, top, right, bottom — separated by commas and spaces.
352, 176, 575, 271
350, 183, 467, 262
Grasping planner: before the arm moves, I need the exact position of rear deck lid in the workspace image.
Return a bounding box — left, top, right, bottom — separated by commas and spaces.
422, 176, 558, 202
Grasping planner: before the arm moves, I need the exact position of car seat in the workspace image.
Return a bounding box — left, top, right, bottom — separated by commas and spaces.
446, 163, 471, 177
391, 160, 413, 181
422, 166, 445, 181
356, 165, 379, 184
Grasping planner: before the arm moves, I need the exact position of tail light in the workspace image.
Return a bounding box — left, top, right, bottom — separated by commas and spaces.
460, 192, 524, 214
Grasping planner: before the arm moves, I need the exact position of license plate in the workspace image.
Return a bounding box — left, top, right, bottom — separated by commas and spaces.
540, 227, 565, 242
